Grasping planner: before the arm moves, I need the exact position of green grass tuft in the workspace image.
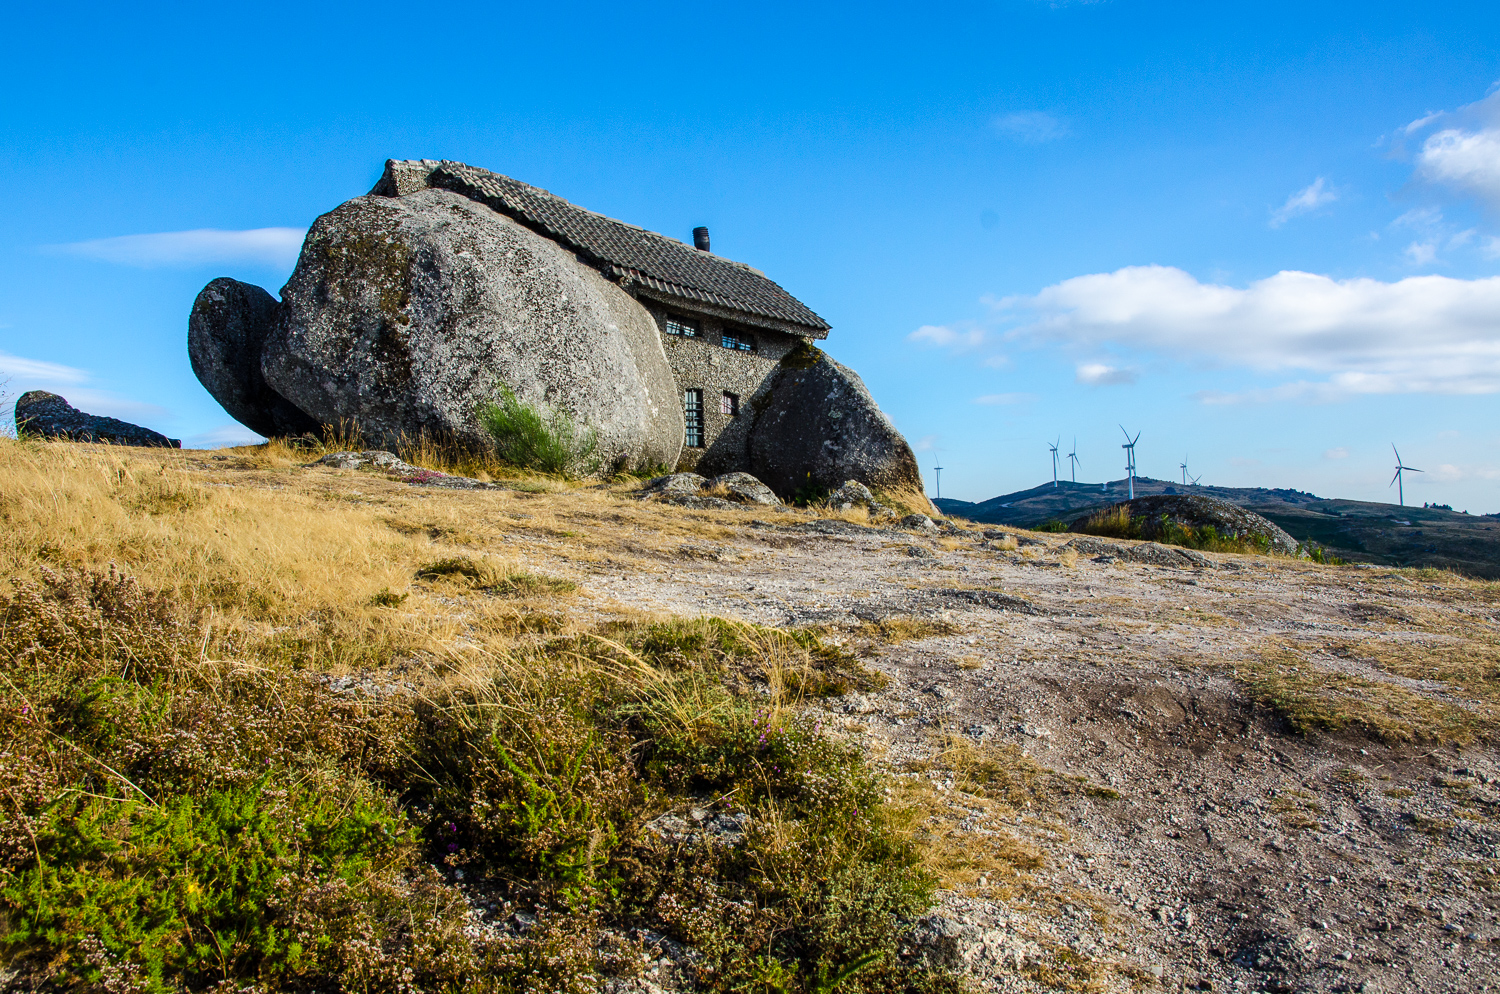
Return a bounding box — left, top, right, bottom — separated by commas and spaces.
478, 387, 599, 478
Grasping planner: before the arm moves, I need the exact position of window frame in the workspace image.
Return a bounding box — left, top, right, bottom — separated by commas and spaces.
664, 314, 701, 338
720, 329, 756, 352
721, 391, 740, 417
684, 389, 705, 448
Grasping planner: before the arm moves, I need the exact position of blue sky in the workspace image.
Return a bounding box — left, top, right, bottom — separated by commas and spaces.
4, 2, 1500, 509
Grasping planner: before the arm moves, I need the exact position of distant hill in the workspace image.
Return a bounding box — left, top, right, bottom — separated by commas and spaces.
935, 476, 1500, 578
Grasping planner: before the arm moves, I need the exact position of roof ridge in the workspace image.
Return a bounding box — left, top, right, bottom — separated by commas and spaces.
373, 159, 827, 336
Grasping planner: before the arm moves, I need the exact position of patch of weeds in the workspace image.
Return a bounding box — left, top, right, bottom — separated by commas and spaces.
1269, 789, 1323, 831
0, 565, 960, 993
1383, 787, 1416, 799
1306, 543, 1348, 565
1075, 506, 1273, 554
1033, 520, 1069, 533
415, 556, 575, 597
854, 616, 960, 645
589, 616, 887, 697
478, 386, 599, 477
369, 586, 409, 607
1232, 649, 1483, 744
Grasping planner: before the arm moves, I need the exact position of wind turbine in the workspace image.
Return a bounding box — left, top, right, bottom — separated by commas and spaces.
1049, 438, 1060, 488
933, 460, 944, 500
1120, 426, 1140, 500
1180, 455, 1189, 486
1390, 445, 1422, 507
1068, 438, 1081, 483
1189, 473, 1202, 486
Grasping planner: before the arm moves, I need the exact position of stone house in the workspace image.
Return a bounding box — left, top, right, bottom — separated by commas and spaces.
374, 161, 832, 472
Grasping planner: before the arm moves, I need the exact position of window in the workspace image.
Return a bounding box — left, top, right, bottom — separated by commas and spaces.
720, 330, 756, 351
721, 392, 739, 417
684, 389, 704, 447
664, 314, 700, 338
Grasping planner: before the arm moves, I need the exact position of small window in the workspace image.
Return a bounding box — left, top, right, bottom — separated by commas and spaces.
664, 314, 700, 337
684, 389, 704, 447
720, 330, 756, 351
721, 392, 739, 417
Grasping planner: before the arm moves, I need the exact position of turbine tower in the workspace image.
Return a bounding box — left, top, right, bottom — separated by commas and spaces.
1049, 438, 1060, 488
1068, 438, 1081, 483
1120, 425, 1140, 500
1180, 455, 1189, 486
933, 461, 944, 500
1390, 445, 1422, 507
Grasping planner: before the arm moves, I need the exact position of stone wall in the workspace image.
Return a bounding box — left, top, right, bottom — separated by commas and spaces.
640, 300, 802, 473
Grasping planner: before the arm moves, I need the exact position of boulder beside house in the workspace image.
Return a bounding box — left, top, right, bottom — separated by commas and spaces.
190, 159, 926, 502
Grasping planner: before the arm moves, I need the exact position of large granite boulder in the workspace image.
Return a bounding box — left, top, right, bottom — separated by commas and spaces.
1069, 493, 1300, 556
190, 184, 683, 473
14, 392, 180, 447
189, 278, 319, 438
747, 345, 925, 502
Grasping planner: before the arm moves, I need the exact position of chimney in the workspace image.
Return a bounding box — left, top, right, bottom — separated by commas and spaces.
692, 226, 711, 252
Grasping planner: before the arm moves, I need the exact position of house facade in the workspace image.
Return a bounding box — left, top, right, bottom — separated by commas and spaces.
378, 161, 831, 472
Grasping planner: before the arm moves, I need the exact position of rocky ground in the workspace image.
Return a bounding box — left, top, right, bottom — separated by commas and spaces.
570, 504, 1500, 993
179, 452, 1500, 993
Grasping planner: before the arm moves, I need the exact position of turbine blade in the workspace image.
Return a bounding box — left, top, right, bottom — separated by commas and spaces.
1409, 467, 1423, 473
1390, 470, 1400, 487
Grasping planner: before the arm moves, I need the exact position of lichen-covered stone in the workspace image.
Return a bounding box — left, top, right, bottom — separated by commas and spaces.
14, 392, 180, 447
747, 346, 924, 502
189, 277, 319, 439
707, 472, 781, 506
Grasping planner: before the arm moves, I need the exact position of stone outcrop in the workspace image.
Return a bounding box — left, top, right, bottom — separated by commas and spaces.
1070, 493, 1299, 556
189, 278, 320, 438
14, 392, 180, 447
191, 186, 684, 473
638, 471, 782, 509
747, 345, 925, 503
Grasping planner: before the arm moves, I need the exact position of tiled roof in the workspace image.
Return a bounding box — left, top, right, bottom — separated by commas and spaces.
386, 161, 830, 337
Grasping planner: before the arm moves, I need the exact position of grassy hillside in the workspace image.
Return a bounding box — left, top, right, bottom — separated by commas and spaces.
0, 438, 958, 994
939, 477, 1500, 577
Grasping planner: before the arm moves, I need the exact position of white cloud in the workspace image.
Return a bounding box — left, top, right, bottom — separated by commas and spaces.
0, 351, 89, 386
1002, 264, 1500, 397
973, 392, 1035, 405
913, 434, 940, 453
1482, 236, 1500, 259
50, 227, 305, 269
1405, 240, 1438, 265
1075, 362, 1137, 386
0, 351, 169, 432
187, 424, 265, 448
1270, 177, 1337, 228
908, 323, 986, 350
991, 112, 1068, 144
1323, 447, 1349, 460
1407, 89, 1500, 211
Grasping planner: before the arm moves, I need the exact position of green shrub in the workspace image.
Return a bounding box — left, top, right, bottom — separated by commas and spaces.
1033, 520, 1069, 533
478, 387, 598, 477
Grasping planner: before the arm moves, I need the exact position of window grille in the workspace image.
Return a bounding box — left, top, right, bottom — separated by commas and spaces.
720, 330, 756, 351
684, 389, 704, 447
664, 315, 700, 337
721, 392, 739, 417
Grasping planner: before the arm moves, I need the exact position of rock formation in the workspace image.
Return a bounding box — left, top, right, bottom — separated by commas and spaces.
189, 279, 320, 438
191, 189, 684, 471
1069, 493, 1300, 555
13, 392, 180, 447
747, 345, 924, 501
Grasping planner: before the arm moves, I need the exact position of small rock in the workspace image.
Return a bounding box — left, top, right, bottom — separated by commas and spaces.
640, 473, 708, 498
705, 472, 781, 505
905, 545, 937, 559
1017, 722, 1050, 738
901, 513, 940, 533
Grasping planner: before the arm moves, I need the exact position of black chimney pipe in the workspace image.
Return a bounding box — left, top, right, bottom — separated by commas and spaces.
692, 226, 710, 252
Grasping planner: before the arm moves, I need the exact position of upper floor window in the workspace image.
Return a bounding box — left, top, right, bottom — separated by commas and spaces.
664, 314, 700, 338
721, 392, 739, 417
721, 330, 756, 351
